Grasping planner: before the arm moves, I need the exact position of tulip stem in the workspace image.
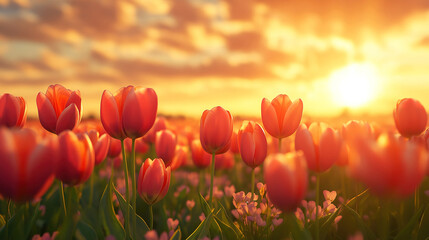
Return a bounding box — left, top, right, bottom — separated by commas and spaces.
251, 168, 255, 201
59, 181, 67, 217
121, 139, 130, 240
149, 204, 153, 230
315, 173, 320, 240
278, 138, 282, 153
209, 152, 215, 208
131, 138, 137, 240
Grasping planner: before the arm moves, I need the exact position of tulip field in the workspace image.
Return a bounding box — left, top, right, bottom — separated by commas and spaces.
2, 85, 429, 240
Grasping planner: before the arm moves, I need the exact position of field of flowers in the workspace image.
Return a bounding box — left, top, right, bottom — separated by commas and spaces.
1, 84, 429, 240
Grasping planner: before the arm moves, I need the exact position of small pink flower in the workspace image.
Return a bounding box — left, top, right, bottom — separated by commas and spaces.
257, 182, 266, 196
272, 218, 283, 226
167, 218, 179, 232
185, 215, 191, 222
199, 213, 206, 221
231, 209, 240, 219
224, 185, 236, 197
255, 215, 266, 227
323, 190, 337, 202
145, 230, 158, 240
186, 200, 195, 210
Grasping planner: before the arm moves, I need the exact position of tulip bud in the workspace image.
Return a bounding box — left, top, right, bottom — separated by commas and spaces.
394, 98, 427, 138
0, 93, 27, 128
138, 158, 171, 205
155, 130, 177, 167
237, 121, 268, 169
200, 106, 233, 155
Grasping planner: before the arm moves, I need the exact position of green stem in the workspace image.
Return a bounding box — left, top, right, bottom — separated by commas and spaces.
149, 204, 153, 230
89, 173, 94, 207
25, 201, 41, 239
59, 181, 67, 217
121, 139, 130, 240
209, 152, 215, 208
315, 173, 320, 240
131, 138, 137, 240
251, 168, 255, 201
278, 138, 282, 153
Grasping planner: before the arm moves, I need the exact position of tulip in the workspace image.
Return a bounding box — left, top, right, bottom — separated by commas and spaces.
264, 152, 308, 212
0, 93, 27, 128
56, 131, 95, 186
138, 158, 171, 229
88, 130, 111, 165
100, 86, 157, 140
200, 106, 233, 155
341, 120, 373, 145
214, 152, 234, 170
238, 121, 268, 169
295, 123, 342, 173
238, 121, 268, 199
143, 117, 168, 144
37, 84, 82, 134
125, 138, 149, 155
155, 130, 177, 167
349, 133, 427, 198
261, 94, 303, 142
394, 98, 427, 138
200, 106, 233, 207
0, 128, 57, 202
170, 145, 188, 171
191, 139, 211, 169
107, 137, 122, 158
229, 131, 239, 155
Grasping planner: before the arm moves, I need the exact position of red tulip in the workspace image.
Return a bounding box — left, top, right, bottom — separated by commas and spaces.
170, 145, 188, 171
200, 106, 233, 155
0, 128, 57, 202
100, 86, 157, 140
237, 121, 267, 168
88, 130, 111, 165
143, 117, 167, 144
155, 130, 177, 167
191, 140, 211, 169
349, 133, 427, 197
0, 93, 27, 128
295, 123, 342, 172
214, 152, 234, 170
138, 158, 171, 205
264, 152, 308, 212
261, 94, 303, 139
56, 131, 95, 185
394, 98, 427, 138
229, 131, 239, 155
36, 84, 82, 134
108, 137, 122, 158
124, 138, 149, 154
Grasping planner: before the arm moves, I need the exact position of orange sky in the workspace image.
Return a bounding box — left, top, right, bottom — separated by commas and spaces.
1, 0, 429, 119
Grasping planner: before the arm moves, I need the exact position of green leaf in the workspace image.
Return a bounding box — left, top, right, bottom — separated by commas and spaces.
76, 221, 97, 240
343, 204, 376, 240
186, 209, 214, 240
99, 181, 125, 239
214, 216, 239, 240
198, 193, 211, 216
395, 206, 424, 240
217, 201, 244, 239
0, 205, 26, 240
319, 206, 341, 240
418, 205, 429, 240
0, 215, 5, 228
113, 186, 150, 240
170, 228, 182, 240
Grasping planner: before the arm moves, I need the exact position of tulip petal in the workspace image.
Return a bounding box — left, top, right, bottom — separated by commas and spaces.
0, 128, 18, 200
100, 90, 125, 139
319, 128, 341, 172
295, 124, 317, 171
94, 134, 110, 165
37, 92, 57, 133
261, 98, 281, 138
65, 91, 82, 121
56, 103, 80, 133
0, 94, 20, 127
282, 98, 303, 138
271, 94, 292, 128
252, 123, 267, 167
17, 97, 27, 128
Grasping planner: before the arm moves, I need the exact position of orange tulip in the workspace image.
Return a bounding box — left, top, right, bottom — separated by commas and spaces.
155, 130, 177, 167
0, 93, 27, 128
170, 145, 188, 171
349, 133, 427, 197
100, 86, 157, 140
237, 121, 267, 169
295, 123, 342, 172
56, 131, 95, 185
0, 128, 57, 202
108, 137, 122, 158
200, 106, 233, 155
264, 152, 308, 212
143, 117, 168, 144
261, 94, 303, 139
191, 139, 211, 169
229, 131, 239, 155
36, 84, 82, 134
394, 98, 427, 138
138, 158, 171, 205
87, 129, 111, 165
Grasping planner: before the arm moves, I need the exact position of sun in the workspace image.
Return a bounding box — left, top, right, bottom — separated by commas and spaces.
329, 63, 379, 108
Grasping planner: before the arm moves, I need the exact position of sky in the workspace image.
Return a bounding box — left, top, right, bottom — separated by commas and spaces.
1, 0, 429, 119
